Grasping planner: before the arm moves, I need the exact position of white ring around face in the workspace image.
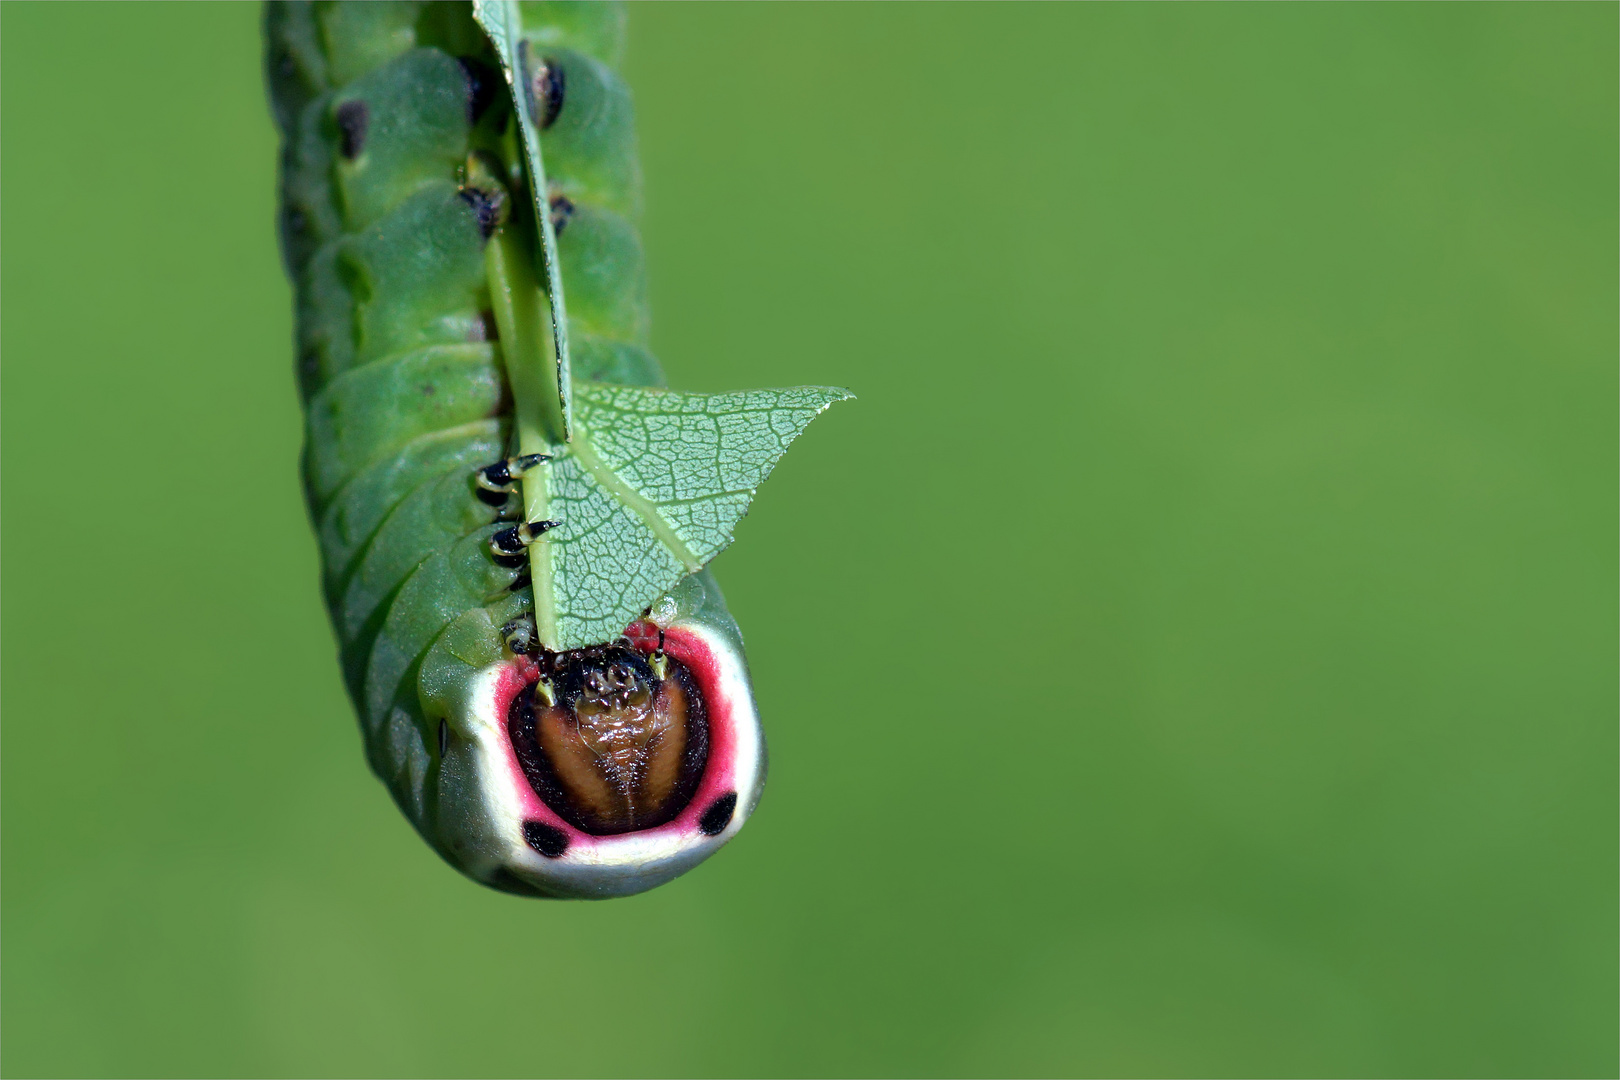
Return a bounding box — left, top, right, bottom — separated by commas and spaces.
436, 615, 765, 899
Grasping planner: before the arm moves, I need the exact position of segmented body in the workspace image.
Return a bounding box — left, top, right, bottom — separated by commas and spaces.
266, 1, 763, 896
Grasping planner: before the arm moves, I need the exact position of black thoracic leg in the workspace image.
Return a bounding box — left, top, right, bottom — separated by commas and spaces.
548, 193, 575, 236
489, 518, 561, 567
474, 453, 549, 506
501, 614, 539, 656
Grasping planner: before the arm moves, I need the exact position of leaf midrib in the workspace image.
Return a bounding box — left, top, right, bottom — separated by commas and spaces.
566, 420, 703, 574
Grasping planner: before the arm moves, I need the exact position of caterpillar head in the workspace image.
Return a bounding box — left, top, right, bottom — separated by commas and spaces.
421, 571, 765, 898
511, 642, 708, 838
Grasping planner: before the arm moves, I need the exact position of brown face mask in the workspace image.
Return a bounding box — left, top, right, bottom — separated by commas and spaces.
508, 644, 709, 835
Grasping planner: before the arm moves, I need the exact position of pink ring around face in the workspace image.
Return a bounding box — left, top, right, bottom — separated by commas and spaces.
453, 616, 765, 899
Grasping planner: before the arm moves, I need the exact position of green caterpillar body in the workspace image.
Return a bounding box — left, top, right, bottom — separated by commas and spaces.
266, 1, 774, 897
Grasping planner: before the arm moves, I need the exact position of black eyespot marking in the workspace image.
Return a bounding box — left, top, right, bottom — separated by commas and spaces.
458, 57, 500, 125
335, 100, 368, 159
458, 186, 505, 240
699, 792, 738, 836
523, 820, 569, 858
533, 59, 565, 129
548, 194, 575, 237
438, 718, 448, 758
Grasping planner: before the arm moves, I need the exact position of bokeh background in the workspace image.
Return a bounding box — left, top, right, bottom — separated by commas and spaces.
3, 3, 1615, 1076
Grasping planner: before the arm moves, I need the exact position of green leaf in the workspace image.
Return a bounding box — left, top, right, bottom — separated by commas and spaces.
483, 186, 850, 651
474, 0, 852, 651
471, 0, 572, 440
545, 384, 852, 647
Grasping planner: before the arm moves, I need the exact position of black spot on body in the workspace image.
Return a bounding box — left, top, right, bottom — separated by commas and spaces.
335, 100, 368, 159
699, 792, 738, 836
438, 718, 448, 758
523, 820, 569, 858
458, 57, 500, 125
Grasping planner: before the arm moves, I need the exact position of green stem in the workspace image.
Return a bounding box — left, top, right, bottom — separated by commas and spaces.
486, 228, 562, 649
474, 0, 572, 441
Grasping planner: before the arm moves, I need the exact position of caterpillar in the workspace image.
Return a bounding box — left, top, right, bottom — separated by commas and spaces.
265, 0, 847, 898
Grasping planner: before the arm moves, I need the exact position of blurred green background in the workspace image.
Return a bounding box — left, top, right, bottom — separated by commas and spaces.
3, 2, 1615, 1076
